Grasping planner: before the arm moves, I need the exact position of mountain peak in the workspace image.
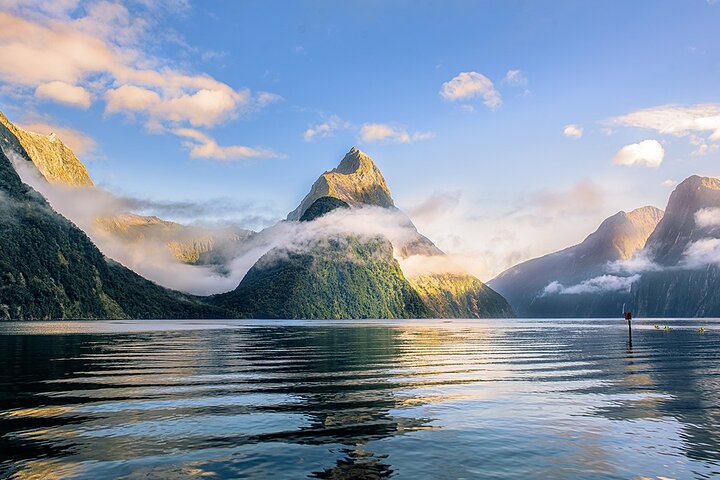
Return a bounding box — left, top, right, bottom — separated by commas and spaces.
287, 148, 394, 220
645, 174, 720, 265
0, 111, 93, 188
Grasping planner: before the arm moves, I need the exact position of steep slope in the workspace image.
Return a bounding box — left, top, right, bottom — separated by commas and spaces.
0, 129, 224, 320
287, 147, 394, 220
218, 148, 513, 319
0, 111, 252, 269
215, 235, 429, 319
489, 206, 663, 317
631, 176, 720, 317
0, 112, 93, 187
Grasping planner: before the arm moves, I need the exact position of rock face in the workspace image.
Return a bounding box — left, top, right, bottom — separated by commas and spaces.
287, 147, 394, 220
218, 147, 513, 319
489, 206, 664, 317
0, 112, 93, 187
0, 125, 224, 320
630, 176, 720, 317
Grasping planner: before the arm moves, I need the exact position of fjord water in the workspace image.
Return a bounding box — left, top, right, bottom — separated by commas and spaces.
0, 320, 718, 479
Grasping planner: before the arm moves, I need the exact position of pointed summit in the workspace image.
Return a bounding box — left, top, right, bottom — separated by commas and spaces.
287, 147, 395, 220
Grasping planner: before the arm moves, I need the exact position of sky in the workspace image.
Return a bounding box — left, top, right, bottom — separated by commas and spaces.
0, 0, 719, 280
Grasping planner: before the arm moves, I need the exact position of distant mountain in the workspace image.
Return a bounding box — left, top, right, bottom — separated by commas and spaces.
0, 121, 225, 320
0, 111, 252, 270
631, 176, 720, 317
489, 206, 663, 317
216, 148, 513, 319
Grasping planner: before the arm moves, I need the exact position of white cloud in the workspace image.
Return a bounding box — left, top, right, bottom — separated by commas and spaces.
0, 6, 280, 152
682, 238, 720, 267
563, 124, 583, 138
303, 115, 349, 142
611, 139, 664, 168
503, 69, 527, 87
439, 71, 501, 110
611, 104, 720, 154
695, 207, 720, 228
35, 81, 92, 109
542, 274, 640, 295
173, 128, 286, 161
358, 123, 434, 144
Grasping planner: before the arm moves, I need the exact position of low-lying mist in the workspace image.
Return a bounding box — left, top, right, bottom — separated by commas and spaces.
6, 151, 468, 295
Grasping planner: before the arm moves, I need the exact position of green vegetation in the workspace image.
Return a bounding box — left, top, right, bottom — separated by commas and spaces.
214, 236, 429, 319
0, 127, 226, 320
409, 273, 513, 318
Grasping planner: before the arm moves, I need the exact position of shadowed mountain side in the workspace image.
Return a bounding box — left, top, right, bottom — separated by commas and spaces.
489, 206, 663, 317
0, 134, 226, 320
629, 176, 720, 317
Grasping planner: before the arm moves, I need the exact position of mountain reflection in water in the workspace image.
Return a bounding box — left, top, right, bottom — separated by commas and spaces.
0, 319, 719, 479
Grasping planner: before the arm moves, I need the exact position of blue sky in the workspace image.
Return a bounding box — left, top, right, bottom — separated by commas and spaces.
1, 0, 719, 278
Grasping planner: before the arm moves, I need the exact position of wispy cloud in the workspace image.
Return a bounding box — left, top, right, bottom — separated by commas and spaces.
503, 69, 527, 87
542, 274, 640, 295
303, 115, 350, 142
35, 81, 92, 109
611, 139, 664, 168
610, 104, 720, 156
439, 71, 501, 110
358, 123, 434, 144
173, 128, 286, 161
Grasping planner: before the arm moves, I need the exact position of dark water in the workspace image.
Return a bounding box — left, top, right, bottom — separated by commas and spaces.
1, 319, 719, 479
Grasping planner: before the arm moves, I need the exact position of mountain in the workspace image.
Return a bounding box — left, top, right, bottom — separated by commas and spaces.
0, 112, 93, 187
0, 111, 252, 270
0, 119, 225, 320
489, 206, 664, 317
216, 148, 513, 319
630, 176, 720, 317
287, 147, 394, 220
96, 213, 252, 265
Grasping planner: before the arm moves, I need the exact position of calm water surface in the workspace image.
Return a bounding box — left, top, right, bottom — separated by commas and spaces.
1, 319, 719, 479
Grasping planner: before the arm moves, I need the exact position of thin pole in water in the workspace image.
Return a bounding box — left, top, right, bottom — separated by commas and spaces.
624, 311, 633, 345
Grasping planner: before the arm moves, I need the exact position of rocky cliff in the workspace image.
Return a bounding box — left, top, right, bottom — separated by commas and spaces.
490, 206, 663, 317
630, 176, 720, 317
287, 147, 395, 220
0, 112, 93, 187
